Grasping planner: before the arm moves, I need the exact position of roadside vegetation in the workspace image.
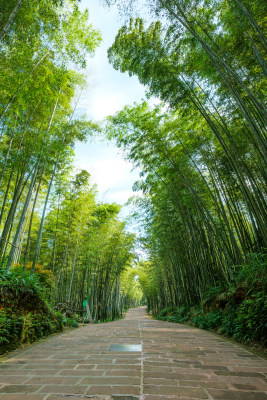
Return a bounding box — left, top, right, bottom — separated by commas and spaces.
0, 0, 141, 354
155, 253, 266, 347
0, 0, 266, 352
0, 265, 65, 354
104, 0, 267, 347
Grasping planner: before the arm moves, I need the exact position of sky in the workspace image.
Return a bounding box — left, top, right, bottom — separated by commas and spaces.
74, 0, 147, 214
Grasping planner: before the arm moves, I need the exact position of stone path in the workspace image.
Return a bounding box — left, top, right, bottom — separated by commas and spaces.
0, 307, 266, 400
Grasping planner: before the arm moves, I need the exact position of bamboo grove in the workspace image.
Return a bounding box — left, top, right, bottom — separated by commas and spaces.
105, 0, 267, 312
1, 0, 266, 324
0, 0, 137, 321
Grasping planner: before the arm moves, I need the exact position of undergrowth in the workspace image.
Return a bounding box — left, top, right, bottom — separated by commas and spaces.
0, 267, 79, 354
155, 253, 267, 347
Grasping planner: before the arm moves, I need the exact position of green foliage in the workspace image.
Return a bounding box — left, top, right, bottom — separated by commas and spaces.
203, 285, 227, 303
231, 253, 267, 291
105, 0, 267, 338
155, 253, 267, 346
12, 264, 55, 290
120, 266, 144, 308
62, 316, 79, 328
0, 0, 266, 357
157, 306, 191, 324
0, 268, 64, 354
0, 0, 135, 355
0, 311, 23, 346
191, 311, 223, 330
0, 266, 43, 299
0, 309, 64, 353
233, 292, 267, 343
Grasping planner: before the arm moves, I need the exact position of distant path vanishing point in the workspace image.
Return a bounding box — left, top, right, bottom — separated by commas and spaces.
0, 307, 266, 399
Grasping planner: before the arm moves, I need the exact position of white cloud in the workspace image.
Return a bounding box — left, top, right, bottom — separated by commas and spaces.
89, 158, 136, 192
102, 190, 136, 204
74, 1, 146, 209
74, 139, 140, 205
90, 95, 122, 120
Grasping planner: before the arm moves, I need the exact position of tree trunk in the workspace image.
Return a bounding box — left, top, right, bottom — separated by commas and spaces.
0, 0, 24, 40
31, 154, 60, 274
23, 165, 45, 270
6, 159, 39, 269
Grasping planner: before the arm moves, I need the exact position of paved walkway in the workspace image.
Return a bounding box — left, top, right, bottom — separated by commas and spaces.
0, 307, 266, 400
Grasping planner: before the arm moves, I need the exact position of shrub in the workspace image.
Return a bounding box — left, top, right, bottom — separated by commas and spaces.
0, 267, 64, 354
0, 311, 23, 346
231, 253, 266, 290
62, 316, 79, 328
0, 266, 42, 298
154, 253, 267, 347
191, 311, 223, 330
234, 292, 267, 345
156, 306, 192, 323
12, 263, 55, 290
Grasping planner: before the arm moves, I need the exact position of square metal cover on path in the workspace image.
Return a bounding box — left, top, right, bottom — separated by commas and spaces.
108, 344, 142, 352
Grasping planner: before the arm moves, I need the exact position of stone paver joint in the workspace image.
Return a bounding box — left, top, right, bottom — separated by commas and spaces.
0, 307, 266, 400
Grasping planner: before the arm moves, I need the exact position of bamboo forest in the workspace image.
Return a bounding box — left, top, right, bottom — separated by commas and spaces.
0, 0, 266, 356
